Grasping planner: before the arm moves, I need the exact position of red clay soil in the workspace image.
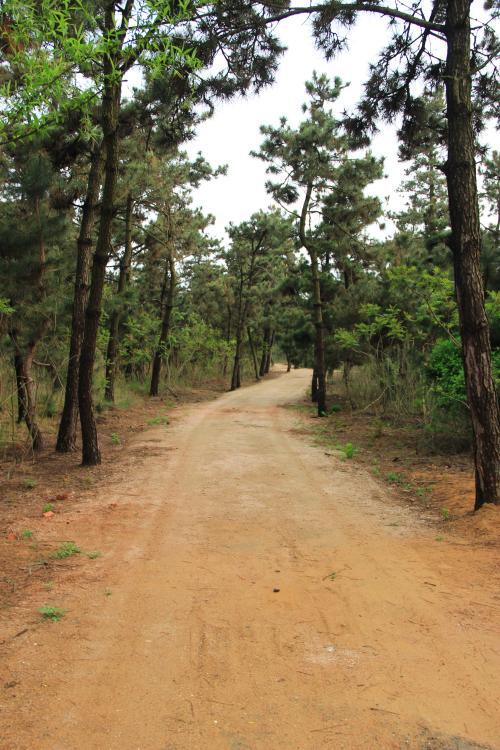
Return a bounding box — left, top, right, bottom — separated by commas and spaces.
1, 369, 499, 749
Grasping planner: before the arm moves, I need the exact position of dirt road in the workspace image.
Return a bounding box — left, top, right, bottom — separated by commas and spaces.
2, 369, 500, 749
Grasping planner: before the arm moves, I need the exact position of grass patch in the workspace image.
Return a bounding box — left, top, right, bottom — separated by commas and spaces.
42, 502, 54, 513
86, 550, 102, 559
146, 415, 169, 426
21, 528, 34, 539
50, 541, 81, 559
22, 478, 37, 490
39, 605, 65, 622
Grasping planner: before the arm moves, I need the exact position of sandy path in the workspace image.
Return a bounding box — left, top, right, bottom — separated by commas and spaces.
2, 369, 500, 749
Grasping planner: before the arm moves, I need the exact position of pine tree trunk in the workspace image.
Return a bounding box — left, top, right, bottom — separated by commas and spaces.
105, 192, 133, 403
150, 250, 176, 397
79, 68, 121, 466
231, 332, 242, 391
264, 329, 274, 374
14, 353, 27, 423
299, 183, 327, 416
311, 367, 318, 402
22, 351, 43, 451
444, 0, 500, 508
259, 326, 270, 377
56, 143, 103, 452
247, 327, 260, 381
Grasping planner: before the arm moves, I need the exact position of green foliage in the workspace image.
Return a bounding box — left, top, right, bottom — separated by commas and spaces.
110, 432, 121, 445
426, 339, 466, 410
21, 528, 34, 539
39, 605, 65, 622
22, 478, 37, 490
50, 541, 80, 559
42, 502, 54, 513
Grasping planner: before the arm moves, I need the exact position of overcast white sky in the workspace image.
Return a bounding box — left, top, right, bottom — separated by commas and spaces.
185, 15, 408, 244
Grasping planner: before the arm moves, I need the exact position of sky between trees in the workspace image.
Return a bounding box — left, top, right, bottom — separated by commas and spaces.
184, 13, 499, 243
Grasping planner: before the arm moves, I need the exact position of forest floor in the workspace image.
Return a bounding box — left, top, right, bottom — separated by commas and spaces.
0, 368, 499, 749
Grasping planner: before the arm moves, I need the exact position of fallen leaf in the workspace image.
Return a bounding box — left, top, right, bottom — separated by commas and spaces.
55, 493, 69, 501
6, 531, 16, 541
43, 511, 55, 518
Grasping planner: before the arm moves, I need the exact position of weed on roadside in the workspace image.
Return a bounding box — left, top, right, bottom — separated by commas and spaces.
50, 542, 81, 559
39, 605, 65, 622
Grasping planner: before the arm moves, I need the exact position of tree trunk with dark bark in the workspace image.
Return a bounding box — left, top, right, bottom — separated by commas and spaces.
14, 353, 27, 423
150, 249, 176, 397
105, 192, 133, 403
299, 183, 327, 416
259, 326, 271, 377
264, 329, 274, 374
444, 0, 500, 508
56, 143, 103, 452
247, 327, 260, 381
79, 62, 121, 465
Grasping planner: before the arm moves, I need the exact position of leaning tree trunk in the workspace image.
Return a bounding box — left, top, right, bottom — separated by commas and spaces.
444, 0, 500, 508
13, 353, 27, 423
105, 191, 133, 403
79, 73, 121, 466
56, 143, 103, 452
150, 249, 176, 397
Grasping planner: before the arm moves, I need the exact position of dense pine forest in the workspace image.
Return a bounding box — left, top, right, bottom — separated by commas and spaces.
0, 0, 498, 512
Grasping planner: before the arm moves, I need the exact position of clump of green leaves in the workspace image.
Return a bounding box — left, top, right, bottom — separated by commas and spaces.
146, 415, 169, 426
39, 605, 65, 622
42, 502, 54, 513
21, 528, 34, 539
343, 442, 357, 459
111, 432, 121, 445
440, 507, 451, 521
87, 550, 102, 559
386, 472, 403, 484
50, 542, 80, 559
22, 478, 37, 490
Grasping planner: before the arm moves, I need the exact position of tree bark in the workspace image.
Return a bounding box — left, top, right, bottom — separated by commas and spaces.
10, 332, 43, 450
300, 183, 327, 416
105, 191, 133, 403
264, 329, 274, 374
56, 142, 104, 452
14, 353, 27, 423
444, 0, 500, 508
79, 54, 121, 465
247, 327, 260, 381
259, 325, 271, 377
150, 249, 176, 397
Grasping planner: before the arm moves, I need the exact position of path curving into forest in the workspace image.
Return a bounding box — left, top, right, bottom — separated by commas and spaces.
2, 369, 500, 749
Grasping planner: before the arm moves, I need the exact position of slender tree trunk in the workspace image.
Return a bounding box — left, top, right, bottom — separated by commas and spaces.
259, 325, 270, 377
105, 192, 133, 403
264, 329, 274, 374
79, 69, 121, 466
14, 353, 27, 423
247, 327, 260, 381
299, 182, 327, 416
444, 0, 500, 508
22, 351, 43, 451
286, 353, 291, 372
231, 330, 242, 391
56, 143, 104, 452
311, 367, 318, 402
150, 250, 176, 397
10, 332, 43, 450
